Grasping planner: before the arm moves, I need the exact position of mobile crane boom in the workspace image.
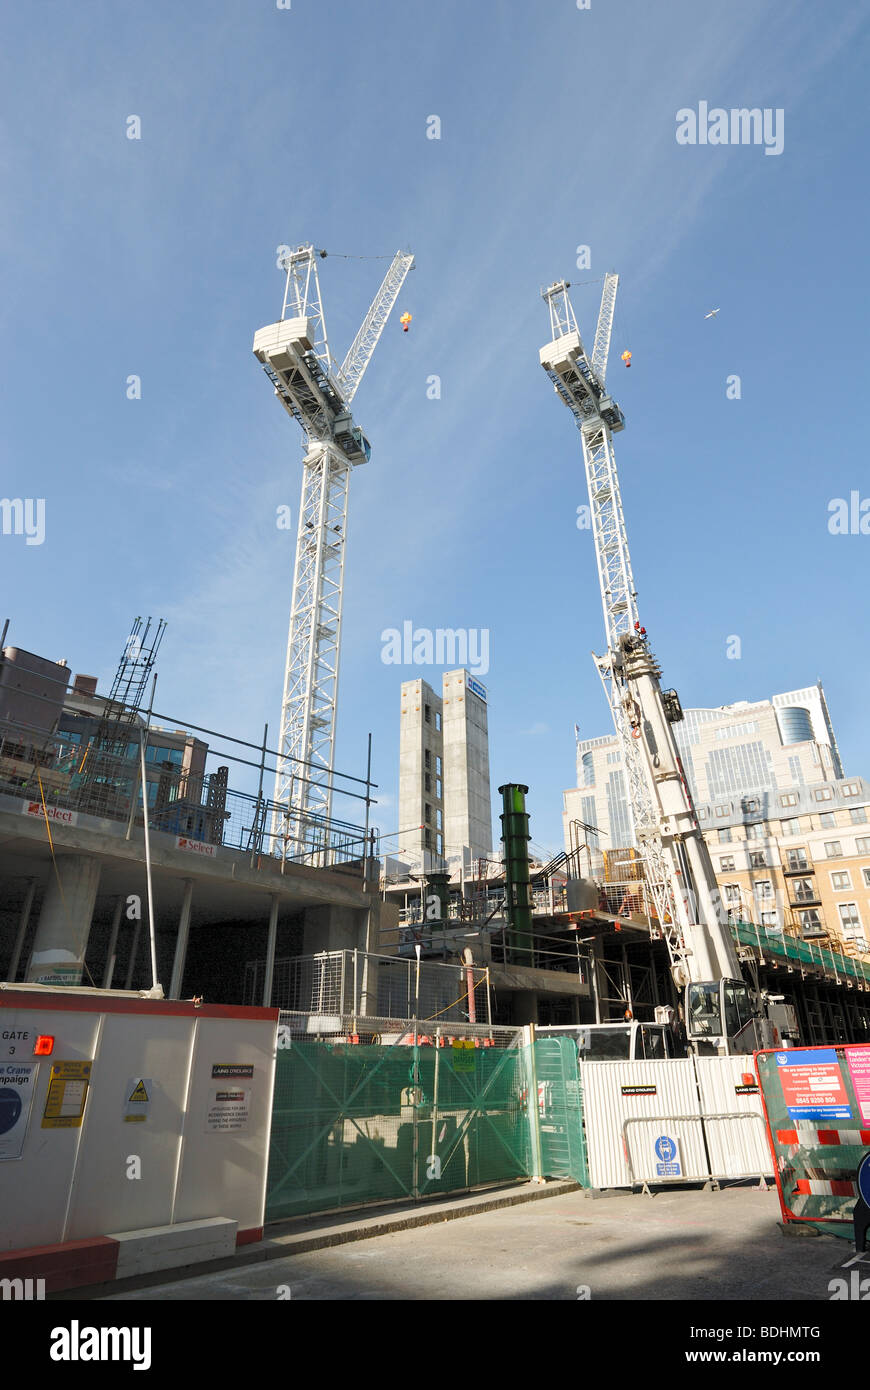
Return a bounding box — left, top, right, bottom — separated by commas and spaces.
540, 274, 769, 1054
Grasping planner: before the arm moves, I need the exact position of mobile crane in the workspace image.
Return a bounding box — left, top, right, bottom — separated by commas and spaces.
540, 274, 776, 1055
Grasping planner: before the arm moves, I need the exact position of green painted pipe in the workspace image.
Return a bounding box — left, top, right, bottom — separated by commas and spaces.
498, 783, 534, 965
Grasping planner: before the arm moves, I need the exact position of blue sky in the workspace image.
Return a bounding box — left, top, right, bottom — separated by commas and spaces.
1, 0, 868, 856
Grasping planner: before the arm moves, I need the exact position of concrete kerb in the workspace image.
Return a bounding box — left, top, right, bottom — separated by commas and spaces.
69, 1179, 580, 1300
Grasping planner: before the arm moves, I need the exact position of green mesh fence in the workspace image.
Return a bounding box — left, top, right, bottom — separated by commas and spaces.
535, 1036, 589, 1186
265, 1035, 587, 1221
756, 1044, 870, 1239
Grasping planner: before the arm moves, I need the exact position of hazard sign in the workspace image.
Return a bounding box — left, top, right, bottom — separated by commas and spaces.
124, 1077, 153, 1123
451, 1040, 476, 1073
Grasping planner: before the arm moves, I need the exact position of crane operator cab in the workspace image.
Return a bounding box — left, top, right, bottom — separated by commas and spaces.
686, 978, 770, 1055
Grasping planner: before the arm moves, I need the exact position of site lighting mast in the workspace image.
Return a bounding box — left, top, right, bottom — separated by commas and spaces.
540, 274, 761, 1054
254, 245, 414, 861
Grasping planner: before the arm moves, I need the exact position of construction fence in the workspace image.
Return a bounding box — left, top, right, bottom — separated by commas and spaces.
245, 950, 492, 1028
755, 1042, 870, 1239
579, 1054, 772, 1190
265, 1029, 586, 1222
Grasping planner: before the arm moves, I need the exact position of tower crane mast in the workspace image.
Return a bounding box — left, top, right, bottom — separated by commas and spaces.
540, 273, 769, 1055
254, 244, 414, 861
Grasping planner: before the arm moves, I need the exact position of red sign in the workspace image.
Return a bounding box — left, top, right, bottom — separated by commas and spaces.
846, 1046, 870, 1124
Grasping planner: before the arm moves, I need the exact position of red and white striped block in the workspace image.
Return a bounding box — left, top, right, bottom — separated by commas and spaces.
793, 1177, 858, 1197
776, 1126, 870, 1147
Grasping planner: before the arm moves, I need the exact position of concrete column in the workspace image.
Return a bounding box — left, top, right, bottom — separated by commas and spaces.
7, 880, 36, 982
169, 881, 195, 1000
102, 897, 125, 989
26, 856, 101, 985
124, 918, 142, 991
262, 895, 279, 1007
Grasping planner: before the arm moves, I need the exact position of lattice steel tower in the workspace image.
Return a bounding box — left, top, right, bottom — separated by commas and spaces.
253, 245, 414, 860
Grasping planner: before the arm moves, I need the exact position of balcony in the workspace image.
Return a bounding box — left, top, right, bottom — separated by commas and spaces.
789, 890, 821, 907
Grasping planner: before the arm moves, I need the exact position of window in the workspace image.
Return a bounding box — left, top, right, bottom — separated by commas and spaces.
424, 704, 431, 724
781, 817, 801, 837
719, 828, 733, 844
843, 782, 861, 797
863, 868, 870, 889
723, 982, 741, 1037
791, 878, 817, 904
719, 857, 735, 872
688, 982, 722, 1037
746, 822, 765, 840
754, 880, 774, 900
839, 902, 862, 933
435, 756, 442, 776
424, 749, 431, 769
724, 884, 741, 904
780, 792, 799, 808
761, 911, 780, 929
436, 778, 442, 799
744, 798, 759, 812
819, 812, 836, 829
424, 803, 431, 823
424, 828, 432, 848
750, 851, 766, 868
815, 787, 833, 801
606, 751, 621, 765
424, 773, 431, 793
856, 838, 870, 855
798, 909, 824, 937
850, 807, 868, 825
436, 833, 443, 854
786, 848, 809, 871
436, 809, 443, 830
831, 870, 852, 891
824, 841, 843, 858
697, 808, 707, 820
435, 712, 441, 732
715, 804, 730, 817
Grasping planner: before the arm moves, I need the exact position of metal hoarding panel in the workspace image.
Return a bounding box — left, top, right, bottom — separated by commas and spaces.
580, 1059, 707, 1188
694, 1055, 772, 1180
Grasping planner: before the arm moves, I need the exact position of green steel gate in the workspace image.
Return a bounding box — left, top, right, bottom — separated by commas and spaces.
265, 1034, 587, 1221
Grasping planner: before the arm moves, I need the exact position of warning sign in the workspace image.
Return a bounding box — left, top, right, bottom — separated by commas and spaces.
205, 1088, 250, 1133
124, 1076, 153, 1123
776, 1048, 852, 1122
451, 1040, 476, 1073
211, 1064, 254, 1079
0, 1062, 38, 1161
41, 1061, 92, 1129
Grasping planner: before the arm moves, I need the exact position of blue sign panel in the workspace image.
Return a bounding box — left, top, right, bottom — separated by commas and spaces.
654, 1134, 681, 1177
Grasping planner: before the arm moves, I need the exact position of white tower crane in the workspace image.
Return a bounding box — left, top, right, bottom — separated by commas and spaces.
254, 245, 414, 861
540, 274, 769, 1054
